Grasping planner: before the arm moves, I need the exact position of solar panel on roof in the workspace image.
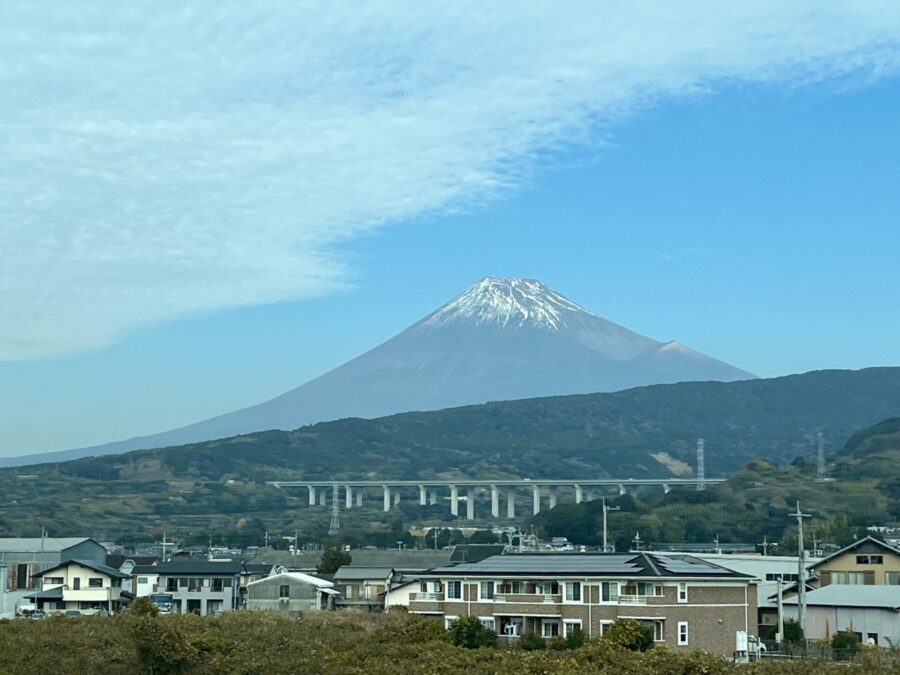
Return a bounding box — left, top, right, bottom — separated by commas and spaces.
655, 557, 732, 575
437, 554, 642, 575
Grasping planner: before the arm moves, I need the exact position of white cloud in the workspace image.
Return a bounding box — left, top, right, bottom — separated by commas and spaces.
2, 2, 900, 359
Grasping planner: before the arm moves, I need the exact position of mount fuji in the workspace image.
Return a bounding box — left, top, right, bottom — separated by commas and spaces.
4, 277, 753, 466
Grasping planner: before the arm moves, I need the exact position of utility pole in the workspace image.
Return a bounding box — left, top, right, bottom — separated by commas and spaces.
264, 531, 269, 549
158, 531, 175, 562
759, 535, 771, 556
793, 501, 811, 638
631, 532, 643, 551
602, 498, 620, 553
714, 534, 721, 555
776, 575, 785, 646
696, 439, 706, 491
328, 485, 341, 535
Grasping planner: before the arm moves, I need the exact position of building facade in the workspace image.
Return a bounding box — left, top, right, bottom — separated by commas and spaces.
154, 561, 242, 616
784, 585, 900, 646
28, 560, 131, 615
410, 553, 757, 657
246, 572, 335, 615
808, 537, 900, 586
333, 566, 394, 609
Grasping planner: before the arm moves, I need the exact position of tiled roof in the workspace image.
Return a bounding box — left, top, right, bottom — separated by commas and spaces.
333, 566, 394, 581
34, 559, 128, 579
154, 561, 243, 575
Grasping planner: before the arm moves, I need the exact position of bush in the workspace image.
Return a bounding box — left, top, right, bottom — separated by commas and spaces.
446, 616, 496, 649
565, 627, 587, 650
602, 619, 655, 651
831, 631, 861, 660
520, 632, 546, 651
130, 596, 159, 617
783, 619, 804, 645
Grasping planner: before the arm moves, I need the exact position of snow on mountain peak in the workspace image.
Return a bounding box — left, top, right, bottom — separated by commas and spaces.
419, 277, 596, 331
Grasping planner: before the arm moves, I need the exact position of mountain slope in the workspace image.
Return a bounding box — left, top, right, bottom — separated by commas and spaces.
4, 277, 752, 466
0, 368, 899, 539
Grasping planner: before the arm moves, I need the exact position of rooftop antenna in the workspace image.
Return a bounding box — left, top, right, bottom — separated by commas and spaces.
816, 432, 825, 479
328, 485, 341, 535
631, 531, 643, 551
696, 439, 706, 491
758, 535, 772, 556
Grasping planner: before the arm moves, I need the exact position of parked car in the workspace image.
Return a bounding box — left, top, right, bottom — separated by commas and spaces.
65, 610, 81, 618
29, 610, 45, 620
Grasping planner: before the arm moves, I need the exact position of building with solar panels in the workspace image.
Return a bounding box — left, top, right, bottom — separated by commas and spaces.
409, 552, 756, 657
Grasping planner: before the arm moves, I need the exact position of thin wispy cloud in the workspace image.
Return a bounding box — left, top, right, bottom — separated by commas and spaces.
3, 2, 900, 359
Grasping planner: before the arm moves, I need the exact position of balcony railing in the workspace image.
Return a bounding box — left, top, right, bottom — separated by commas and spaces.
411, 592, 444, 602
617, 595, 648, 604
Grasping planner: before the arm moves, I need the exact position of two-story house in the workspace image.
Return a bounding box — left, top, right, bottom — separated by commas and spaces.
409, 552, 756, 657
27, 559, 131, 615
333, 566, 394, 609
808, 536, 900, 586
154, 561, 243, 615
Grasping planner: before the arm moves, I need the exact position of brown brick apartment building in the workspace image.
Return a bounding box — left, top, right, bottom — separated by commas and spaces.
410, 552, 756, 657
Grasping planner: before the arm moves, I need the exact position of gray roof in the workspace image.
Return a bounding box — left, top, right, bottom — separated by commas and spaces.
34, 559, 128, 579
154, 561, 243, 575
0, 537, 97, 553
426, 553, 748, 578
784, 585, 900, 610
333, 566, 394, 581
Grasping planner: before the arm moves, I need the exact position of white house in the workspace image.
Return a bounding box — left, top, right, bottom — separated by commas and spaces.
27, 559, 132, 615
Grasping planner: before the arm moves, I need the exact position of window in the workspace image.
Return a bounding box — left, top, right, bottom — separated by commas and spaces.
640, 620, 664, 642
207, 600, 224, 615
434, 581, 443, 593
498, 581, 523, 594
44, 577, 64, 586
420, 581, 428, 593
138, 577, 148, 584
212, 578, 225, 593
857, 554, 884, 564
536, 582, 559, 595
166, 578, 178, 592
446, 581, 462, 600
832, 571, 867, 585
563, 620, 582, 638
89, 578, 104, 588
188, 578, 204, 592
600, 620, 614, 636
279, 585, 290, 598
886, 572, 900, 585
444, 615, 459, 629
624, 582, 660, 597
601, 581, 618, 603
73, 578, 80, 590
564, 581, 581, 602
479, 581, 494, 600
676, 621, 689, 645
765, 573, 798, 582
677, 582, 688, 603
541, 620, 560, 638
478, 617, 495, 632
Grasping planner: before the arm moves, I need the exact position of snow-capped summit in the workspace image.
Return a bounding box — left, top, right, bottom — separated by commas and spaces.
419, 277, 593, 331
17, 277, 755, 466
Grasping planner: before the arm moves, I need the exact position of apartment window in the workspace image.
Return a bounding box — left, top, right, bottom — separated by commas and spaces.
89, 578, 104, 588
765, 573, 798, 582
536, 582, 559, 595
541, 620, 560, 638
640, 620, 664, 642
479, 581, 494, 600
600, 620, 614, 636
624, 582, 660, 597
434, 581, 443, 593
564, 581, 581, 602
886, 572, 900, 585
832, 571, 867, 585
207, 600, 224, 615
857, 555, 884, 564
447, 581, 462, 600
279, 585, 290, 598
563, 620, 582, 638
444, 615, 459, 629
498, 581, 523, 594
601, 582, 618, 602
677, 621, 689, 646
212, 578, 225, 593
478, 617, 495, 632
166, 578, 178, 592
677, 582, 688, 603
188, 578, 204, 592
420, 581, 428, 593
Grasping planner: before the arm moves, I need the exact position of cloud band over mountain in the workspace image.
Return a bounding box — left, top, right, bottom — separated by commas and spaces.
3, 2, 900, 359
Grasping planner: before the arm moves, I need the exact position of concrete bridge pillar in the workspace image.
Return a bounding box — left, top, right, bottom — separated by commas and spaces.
663, 483, 671, 494
308, 485, 316, 506
418, 485, 427, 506
429, 490, 438, 505
319, 488, 327, 506
382, 485, 391, 512
466, 489, 475, 520
450, 485, 459, 517
532, 485, 541, 515
507, 491, 516, 518
345, 485, 353, 509
618, 483, 626, 496
574, 484, 583, 504
490, 485, 499, 518
548, 490, 557, 509
393, 490, 401, 506
356, 490, 363, 507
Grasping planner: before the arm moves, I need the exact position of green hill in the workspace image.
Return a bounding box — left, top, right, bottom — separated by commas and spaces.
0, 367, 898, 541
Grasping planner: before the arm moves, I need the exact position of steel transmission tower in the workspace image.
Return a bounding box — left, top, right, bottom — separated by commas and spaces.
328, 485, 341, 535
696, 438, 705, 491
816, 431, 825, 479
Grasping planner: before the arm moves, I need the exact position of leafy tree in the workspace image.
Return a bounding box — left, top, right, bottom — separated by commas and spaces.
520, 632, 546, 651
831, 631, 861, 658
565, 627, 587, 650
446, 616, 496, 649
782, 619, 804, 645
130, 596, 159, 617
602, 619, 654, 651
316, 546, 351, 575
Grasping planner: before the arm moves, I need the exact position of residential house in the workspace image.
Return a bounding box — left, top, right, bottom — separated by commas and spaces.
240, 562, 277, 590
783, 585, 900, 646
333, 566, 394, 609
26, 559, 131, 615
808, 537, 900, 586
246, 572, 336, 615
106, 554, 159, 578
410, 553, 757, 657
0, 537, 107, 616
130, 564, 160, 597
154, 561, 243, 615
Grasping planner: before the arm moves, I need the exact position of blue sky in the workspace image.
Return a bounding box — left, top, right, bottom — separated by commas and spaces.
2, 4, 900, 456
